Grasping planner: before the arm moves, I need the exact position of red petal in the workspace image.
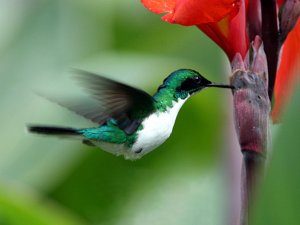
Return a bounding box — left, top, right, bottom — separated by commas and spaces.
142, 0, 241, 25
197, 0, 248, 60
141, 0, 176, 14
272, 19, 300, 122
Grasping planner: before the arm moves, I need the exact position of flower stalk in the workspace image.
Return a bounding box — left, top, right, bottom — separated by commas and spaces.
260, 0, 279, 99
240, 152, 264, 225
230, 36, 270, 225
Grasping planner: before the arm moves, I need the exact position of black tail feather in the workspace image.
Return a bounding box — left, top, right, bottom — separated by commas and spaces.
27, 125, 79, 136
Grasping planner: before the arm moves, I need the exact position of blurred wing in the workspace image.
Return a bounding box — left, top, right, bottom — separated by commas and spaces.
70, 70, 155, 125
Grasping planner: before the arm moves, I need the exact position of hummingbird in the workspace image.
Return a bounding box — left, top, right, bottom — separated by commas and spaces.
28, 69, 233, 160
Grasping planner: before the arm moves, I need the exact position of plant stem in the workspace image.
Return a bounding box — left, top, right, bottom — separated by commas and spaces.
260, 0, 279, 99
240, 151, 265, 225
230, 69, 270, 225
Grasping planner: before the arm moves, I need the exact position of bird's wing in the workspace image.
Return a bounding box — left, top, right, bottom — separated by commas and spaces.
48, 70, 155, 133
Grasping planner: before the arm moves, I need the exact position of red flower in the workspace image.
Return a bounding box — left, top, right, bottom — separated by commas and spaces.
142, 0, 248, 59
141, 0, 240, 25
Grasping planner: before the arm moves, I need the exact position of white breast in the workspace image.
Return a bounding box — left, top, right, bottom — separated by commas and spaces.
131, 98, 187, 157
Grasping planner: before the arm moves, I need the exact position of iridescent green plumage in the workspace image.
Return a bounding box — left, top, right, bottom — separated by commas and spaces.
153, 69, 211, 111
28, 69, 233, 159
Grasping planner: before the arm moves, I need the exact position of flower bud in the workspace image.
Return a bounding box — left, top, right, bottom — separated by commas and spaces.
280, 0, 300, 42
230, 70, 270, 155
230, 37, 270, 155
245, 36, 268, 84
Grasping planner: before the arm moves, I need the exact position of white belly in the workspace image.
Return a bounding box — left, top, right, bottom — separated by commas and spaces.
131, 98, 186, 157
92, 99, 187, 160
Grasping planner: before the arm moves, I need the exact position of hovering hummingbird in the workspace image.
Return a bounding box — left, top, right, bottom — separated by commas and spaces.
28, 69, 233, 160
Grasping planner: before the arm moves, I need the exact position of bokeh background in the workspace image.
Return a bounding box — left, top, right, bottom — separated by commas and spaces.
0, 1, 299, 225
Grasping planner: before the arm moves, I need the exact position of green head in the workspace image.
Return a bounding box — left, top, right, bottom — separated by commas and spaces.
162, 69, 212, 98
154, 69, 233, 111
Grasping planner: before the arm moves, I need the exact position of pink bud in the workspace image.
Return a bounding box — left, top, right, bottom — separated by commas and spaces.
230, 70, 270, 155
280, 0, 300, 42
250, 36, 268, 84
231, 53, 245, 72
230, 37, 270, 155
244, 36, 268, 84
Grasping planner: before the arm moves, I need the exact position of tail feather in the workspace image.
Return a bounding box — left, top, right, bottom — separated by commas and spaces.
27, 125, 80, 136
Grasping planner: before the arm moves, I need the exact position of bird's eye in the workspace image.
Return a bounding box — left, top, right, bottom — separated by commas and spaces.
193, 76, 201, 82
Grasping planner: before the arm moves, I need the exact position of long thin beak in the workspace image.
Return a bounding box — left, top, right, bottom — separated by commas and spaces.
206, 83, 235, 89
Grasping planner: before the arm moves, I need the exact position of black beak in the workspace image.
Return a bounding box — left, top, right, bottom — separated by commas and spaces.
205, 82, 235, 89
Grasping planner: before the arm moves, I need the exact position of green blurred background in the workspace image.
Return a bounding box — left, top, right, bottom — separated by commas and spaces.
0, 1, 299, 225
